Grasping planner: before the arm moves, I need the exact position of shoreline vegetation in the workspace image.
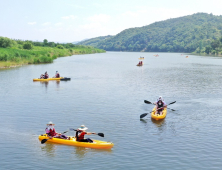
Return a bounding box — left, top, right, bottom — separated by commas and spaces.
0, 37, 105, 69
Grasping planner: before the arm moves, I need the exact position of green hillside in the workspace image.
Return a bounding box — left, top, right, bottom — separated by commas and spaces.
78, 13, 222, 53
78, 35, 113, 47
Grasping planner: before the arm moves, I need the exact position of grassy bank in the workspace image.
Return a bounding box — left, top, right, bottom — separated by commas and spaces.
0, 46, 105, 68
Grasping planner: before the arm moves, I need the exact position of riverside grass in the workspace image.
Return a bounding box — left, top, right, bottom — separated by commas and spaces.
0, 46, 105, 68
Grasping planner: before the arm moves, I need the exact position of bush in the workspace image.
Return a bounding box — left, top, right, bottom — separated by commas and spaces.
56, 45, 64, 49
23, 42, 33, 49
0, 37, 16, 48
39, 56, 53, 63
0, 54, 8, 61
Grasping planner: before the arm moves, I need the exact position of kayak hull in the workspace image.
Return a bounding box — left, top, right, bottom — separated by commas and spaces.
39, 134, 114, 149
151, 107, 167, 120
33, 77, 64, 81
136, 64, 143, 66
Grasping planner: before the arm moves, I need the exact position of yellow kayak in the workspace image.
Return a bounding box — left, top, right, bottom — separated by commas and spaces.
151, 107, 167, 120
33, 77, 71, 81
39, 134, 114, 149
136, 64, 143, 66
33, 77, 64, 81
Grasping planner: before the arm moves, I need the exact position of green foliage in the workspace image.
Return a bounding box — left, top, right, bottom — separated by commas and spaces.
43, 39, 48, 46
0, 37, 16, 48
0, 38, 105, 66
78, 13, 222, 53
23, 42, 33, 49
56, 45, 64, 49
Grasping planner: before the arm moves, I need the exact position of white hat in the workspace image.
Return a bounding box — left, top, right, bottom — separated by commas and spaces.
47, 121, 55, 126
158, 96, 163, 101
78, 125, 88, 131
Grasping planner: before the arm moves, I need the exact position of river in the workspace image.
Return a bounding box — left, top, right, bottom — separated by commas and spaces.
0, 52, 222, 169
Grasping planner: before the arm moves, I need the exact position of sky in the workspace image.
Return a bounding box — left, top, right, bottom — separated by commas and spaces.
1, 0, 222, 43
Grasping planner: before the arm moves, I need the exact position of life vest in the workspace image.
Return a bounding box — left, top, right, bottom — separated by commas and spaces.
46, 127, 56, 137
157, 100, 164, 109
56, 73, 60, 78
44, 74, 48, 79
76, 131, 86, 141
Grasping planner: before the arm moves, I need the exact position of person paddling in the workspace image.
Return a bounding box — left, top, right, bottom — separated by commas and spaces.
45, 121, 68, 139
44, 71, 49, 79
154, 96, 167, 115
54, 71, 60, 78
75, 125, 94, 143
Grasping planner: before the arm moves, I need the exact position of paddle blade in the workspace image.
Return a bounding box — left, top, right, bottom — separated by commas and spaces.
140, 113, 148, 119
69, 128, 77, 131
41, 139, 48, 144
144, 100, 152, 104
97, 133, 104, 137
168, 101, 176, 105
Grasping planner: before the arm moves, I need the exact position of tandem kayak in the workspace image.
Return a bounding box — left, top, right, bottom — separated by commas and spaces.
151, 107, 167, 120
136, 64, 143, 66
33, 77, 71, 81
39, 134, 114, 149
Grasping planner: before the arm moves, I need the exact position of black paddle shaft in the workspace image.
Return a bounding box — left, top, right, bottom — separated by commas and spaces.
69, 128, 104, 137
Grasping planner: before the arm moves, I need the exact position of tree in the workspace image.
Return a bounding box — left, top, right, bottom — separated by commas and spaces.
205, 46, 212, 54
0, 37, 16, 48
211, 39, 220, 49
43, 39, 48, 46
56, 45, 64, 49
23, 42, 33, 49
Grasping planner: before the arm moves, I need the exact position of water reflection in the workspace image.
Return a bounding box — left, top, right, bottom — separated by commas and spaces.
41, 143, 56, 157
40, 142, 112, 159
33, 81, 60, 88
40, 81, 49, 88
151, 119, 165, 127
73, 146, 112, 159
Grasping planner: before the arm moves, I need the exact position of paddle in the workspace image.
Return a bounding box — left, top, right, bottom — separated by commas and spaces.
69, 128, 104, 137
140, 101, 176, 119
144, 100, 176, 111
41, 131, 69, 144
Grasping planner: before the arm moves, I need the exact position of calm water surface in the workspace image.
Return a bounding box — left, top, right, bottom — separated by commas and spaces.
0, 52, 222, 170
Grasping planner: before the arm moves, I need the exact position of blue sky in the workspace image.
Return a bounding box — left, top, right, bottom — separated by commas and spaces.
1, 0, 222, 42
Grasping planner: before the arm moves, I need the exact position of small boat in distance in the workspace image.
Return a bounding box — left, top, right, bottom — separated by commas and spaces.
138, 57, 144, 60
137, 61, 143, 66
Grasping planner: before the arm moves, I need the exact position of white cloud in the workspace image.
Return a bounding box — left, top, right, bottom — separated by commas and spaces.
61, 15, 77, 20
55, 22, 63, 26
88, 14, 111, 23
28, 22, 36, 25
42, 22, 51, 26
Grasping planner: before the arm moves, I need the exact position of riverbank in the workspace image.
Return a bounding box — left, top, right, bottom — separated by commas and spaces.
0, 46, 105, 69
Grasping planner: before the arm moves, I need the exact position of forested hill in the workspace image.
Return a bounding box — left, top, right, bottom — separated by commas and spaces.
78, 13, 222, 53
77, 35, 113, 47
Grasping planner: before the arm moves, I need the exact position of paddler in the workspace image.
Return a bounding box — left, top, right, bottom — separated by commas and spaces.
75, 125, 94, 143
45, 121, 68, 139
44, 71, 49, 79
54, 71, 60, 78
154, 96, 167, 115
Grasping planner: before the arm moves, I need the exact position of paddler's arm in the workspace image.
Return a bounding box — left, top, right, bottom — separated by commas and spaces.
86, 132, 94, 135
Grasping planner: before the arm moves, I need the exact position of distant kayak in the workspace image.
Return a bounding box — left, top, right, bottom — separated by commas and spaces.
136, 63, 143, 66
39, 134, 114, 149
33, 77, 71, 81
138, 57, 144, 60
151, 107, 167, 120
